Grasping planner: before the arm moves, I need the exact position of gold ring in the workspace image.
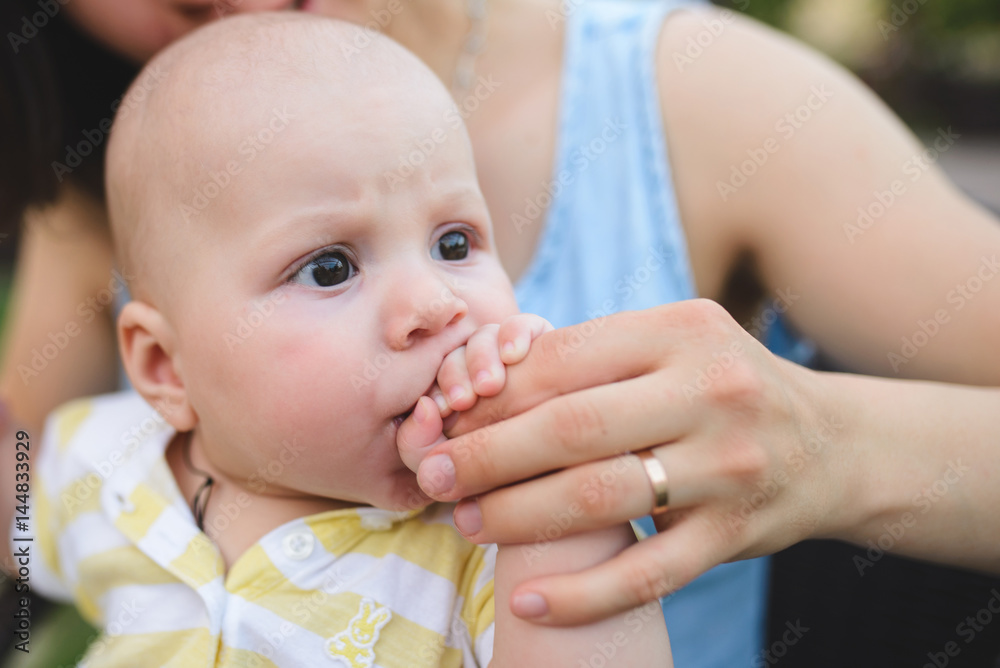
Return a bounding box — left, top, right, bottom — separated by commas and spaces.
637, 450, 669, 514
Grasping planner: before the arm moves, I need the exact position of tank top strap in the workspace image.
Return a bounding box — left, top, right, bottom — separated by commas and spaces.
515, 0, 702, 326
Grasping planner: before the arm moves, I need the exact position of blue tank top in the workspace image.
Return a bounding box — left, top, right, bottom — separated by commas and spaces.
514, 1, 813, 665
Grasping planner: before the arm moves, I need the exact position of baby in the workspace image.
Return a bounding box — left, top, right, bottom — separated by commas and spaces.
5, 13, 670, 667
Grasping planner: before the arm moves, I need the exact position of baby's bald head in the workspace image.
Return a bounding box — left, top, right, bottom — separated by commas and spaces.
106, 13, 450, 307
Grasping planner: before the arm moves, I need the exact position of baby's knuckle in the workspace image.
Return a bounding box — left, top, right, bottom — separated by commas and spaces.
437, 359, 458, 381
469, 325, 500, 353
497, 318, 519, 340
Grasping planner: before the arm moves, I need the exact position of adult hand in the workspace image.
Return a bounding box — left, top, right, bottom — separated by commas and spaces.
398, 299, 860, 625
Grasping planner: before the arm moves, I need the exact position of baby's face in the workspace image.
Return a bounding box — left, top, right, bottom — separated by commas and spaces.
166, 76, 518, 510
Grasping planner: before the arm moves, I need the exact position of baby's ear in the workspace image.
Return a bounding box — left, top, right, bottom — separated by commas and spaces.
118, 301, 197, 432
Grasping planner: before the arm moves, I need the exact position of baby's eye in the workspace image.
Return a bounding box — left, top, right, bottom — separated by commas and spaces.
292, 251, 355, 288
433, 230, 470, 261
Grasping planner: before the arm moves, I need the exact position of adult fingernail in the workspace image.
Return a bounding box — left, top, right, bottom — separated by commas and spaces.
512, 592, 549, 619
454, 499, 483, 536
413, 397, 429, 424
418, 454, 455, 496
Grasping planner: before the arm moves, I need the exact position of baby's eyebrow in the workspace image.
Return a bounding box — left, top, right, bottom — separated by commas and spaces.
423, 185, 490, 220
252, 206, 367, 252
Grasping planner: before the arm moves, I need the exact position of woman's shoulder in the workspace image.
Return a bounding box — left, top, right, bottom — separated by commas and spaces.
654, 8, 859, 298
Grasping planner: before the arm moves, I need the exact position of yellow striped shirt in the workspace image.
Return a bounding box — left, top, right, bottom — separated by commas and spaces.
22, 392, 495, 667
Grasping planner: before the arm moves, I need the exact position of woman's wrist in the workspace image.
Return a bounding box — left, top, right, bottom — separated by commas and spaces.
802, 369, 887, 543
813, 370, 1000, 571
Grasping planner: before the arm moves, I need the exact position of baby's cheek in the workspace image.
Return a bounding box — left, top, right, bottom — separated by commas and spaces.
484, 286, 520, 323
466, 268, 519, 322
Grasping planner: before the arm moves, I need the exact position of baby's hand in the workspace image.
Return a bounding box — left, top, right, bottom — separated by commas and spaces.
432, 313, 554, 416
397, 313, 553, 473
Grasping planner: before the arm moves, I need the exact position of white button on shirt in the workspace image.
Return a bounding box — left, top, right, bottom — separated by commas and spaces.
282, 531, 315, 560
115, 492, 135, 514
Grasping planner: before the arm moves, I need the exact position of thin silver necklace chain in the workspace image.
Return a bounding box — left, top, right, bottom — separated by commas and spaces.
452, 0, 488, 97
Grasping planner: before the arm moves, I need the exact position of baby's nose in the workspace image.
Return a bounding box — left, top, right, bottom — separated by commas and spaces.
384, 273, 468, 350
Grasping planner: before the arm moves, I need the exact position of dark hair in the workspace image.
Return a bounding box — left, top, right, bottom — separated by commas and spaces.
1, 0, 137, 233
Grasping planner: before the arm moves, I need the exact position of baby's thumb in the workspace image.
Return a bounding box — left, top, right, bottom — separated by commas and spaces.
396, 396, 446, 473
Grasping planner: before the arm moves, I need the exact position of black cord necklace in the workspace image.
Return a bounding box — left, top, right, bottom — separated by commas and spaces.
181, 432, 215, 532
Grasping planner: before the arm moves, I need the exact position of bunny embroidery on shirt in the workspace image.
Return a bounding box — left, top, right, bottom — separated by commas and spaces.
327, 598, 393, 668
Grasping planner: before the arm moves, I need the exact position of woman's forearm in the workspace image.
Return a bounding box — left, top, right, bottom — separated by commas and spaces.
817, 369, 1000, 573
0, 187, 120, 433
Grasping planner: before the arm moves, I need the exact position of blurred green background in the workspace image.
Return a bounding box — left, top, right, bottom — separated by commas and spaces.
713, 0, 1000, 133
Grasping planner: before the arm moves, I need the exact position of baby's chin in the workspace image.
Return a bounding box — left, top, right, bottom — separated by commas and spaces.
309, 468, 431, 514
372, 469, 434, 513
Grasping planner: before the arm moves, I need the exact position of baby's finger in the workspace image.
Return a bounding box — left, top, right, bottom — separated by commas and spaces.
397, 396, 446, 472
437, 346, 477, 412
464, 324, 506, 397
499, 314, 554, 365
428, 385, 452, 418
